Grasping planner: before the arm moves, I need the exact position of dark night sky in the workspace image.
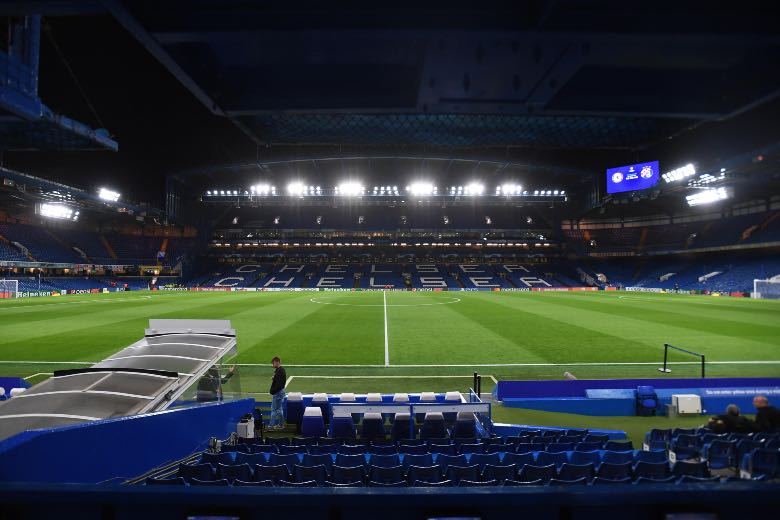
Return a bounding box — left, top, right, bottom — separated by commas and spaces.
4, 14, 254, 206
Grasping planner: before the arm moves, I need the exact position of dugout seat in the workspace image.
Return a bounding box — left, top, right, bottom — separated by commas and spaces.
443, 391, 463, 424
330, 414, 357, 440
635, 386, 658, 416
301, 406, 326, 438
361, 412, 386, 440
286, 392, 304, 432
451, 411, 477, 439
311, 393, 330, 423
417, 392, 437, 423
420, 412, 448, 440
178, 463, 214, 483
390, 412, 413, 441
339, 392, 359, 424
389, 393, 409, 423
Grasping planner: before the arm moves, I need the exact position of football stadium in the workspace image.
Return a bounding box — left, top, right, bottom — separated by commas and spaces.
1, 3, 780, 518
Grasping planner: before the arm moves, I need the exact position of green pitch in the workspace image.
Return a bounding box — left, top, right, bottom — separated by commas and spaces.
1, 290, 779, 442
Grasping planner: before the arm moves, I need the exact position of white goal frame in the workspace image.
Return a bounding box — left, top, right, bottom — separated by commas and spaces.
753, 279, 780, 300
0, 279, 18, 299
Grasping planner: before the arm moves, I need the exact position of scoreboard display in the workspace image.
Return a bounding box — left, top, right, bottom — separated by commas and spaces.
606, 161, 659, 194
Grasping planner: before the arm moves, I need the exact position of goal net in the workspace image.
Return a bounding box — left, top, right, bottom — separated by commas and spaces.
753, 279, 780, 300
0, 279, 18, 299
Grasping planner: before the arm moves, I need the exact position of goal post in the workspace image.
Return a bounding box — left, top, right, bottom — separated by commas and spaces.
0, 279, 19, 299
658, 343, 706, 378
753, 279, 780, 300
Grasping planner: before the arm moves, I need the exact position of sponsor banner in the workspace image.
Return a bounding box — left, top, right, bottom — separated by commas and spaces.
625, 287, 665, 293
730, 292, 747, 298
570, 287, 598, 292
159, 287, 188, 291
702, 387, 780, 397
491, 288, 502, 292
17, 291, 53, 298
605, 287, 617, 291
500, 288, 531, 292
531, 287, 570, 292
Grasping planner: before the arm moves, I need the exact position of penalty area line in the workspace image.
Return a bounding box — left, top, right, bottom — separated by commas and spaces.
23, 372, 53, 380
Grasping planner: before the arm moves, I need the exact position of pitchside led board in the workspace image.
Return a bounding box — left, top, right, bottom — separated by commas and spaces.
606, 161, 660, 194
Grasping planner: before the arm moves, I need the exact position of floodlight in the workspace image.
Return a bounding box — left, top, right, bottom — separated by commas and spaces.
287, 182, 306, 196
686, 187, 729, 206
409, 182, 435, 196
500, 184, 522, 196
338, 182, 365, 197
253, 184, 273, 195
98, 188, 120, 202
206, 190, 212, 195
533, 190, 539, 195
662, 163, 696, 183
40, 203, 77, 221
464, 183, 485, 196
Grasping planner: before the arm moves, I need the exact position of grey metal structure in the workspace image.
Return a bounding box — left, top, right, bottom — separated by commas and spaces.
0, 319, 237, 441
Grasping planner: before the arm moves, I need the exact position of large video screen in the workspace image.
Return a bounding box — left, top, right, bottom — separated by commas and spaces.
606, 161, 659, 194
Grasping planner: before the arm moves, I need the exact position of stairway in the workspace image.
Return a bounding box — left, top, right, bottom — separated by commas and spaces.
100, 235, 118, 260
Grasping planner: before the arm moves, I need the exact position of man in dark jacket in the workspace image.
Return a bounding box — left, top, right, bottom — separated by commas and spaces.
753, 396, 780, 432
269, 357, 287, 429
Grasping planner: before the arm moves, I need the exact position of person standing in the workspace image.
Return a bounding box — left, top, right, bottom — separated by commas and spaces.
753, 395, 780, 432
269, 356, 287, 430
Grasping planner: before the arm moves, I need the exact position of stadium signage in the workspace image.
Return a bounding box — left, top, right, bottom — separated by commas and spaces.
17, 291, 53, 298
625, 287, 665, 293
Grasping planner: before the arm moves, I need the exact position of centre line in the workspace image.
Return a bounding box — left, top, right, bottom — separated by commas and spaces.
383, 290, 390, 367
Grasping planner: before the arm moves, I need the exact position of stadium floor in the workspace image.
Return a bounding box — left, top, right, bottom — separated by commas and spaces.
1, 290, 778, 441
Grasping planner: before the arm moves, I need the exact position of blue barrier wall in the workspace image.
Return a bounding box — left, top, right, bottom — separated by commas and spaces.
502, 397, 637, 416
0, 398, 255, 484
495, 378, 780, 400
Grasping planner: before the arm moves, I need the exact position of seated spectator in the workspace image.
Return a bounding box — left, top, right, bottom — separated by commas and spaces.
707, 404, 751, 433
753, 396, 780, 433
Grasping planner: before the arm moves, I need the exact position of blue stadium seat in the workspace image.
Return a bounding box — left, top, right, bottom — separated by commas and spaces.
596, 462, 632, 481
234, 479, 273, 487
370, 445, 398, 456
188, 478, 229, 486
634, 476, 676, 485
416, 392, 437, 423
443, 392, 463, 424
278, 445, 308, 455
178, 463, 214, 483
429, 441, 456, 455
146, 477, 186, 486
575, 441, 602, 452
740, 448, 779, 479
402, 453, 434, 469
468, 453, 501, 470
368, 480, 406, 487
458, 443, 485, 455
702, 440, 736, 470
503, 452, 535, 467
485, 443, 513, 454
268, 453, 300, 472
407, 465, 442, 485
302, 453, 333, 471
293, 464, 328, 485
420, 412, 449, 440
399, 444, 429, 455
601, 451, 634, 465
278, 480, 318, 487
217, 463, 252, 483
254, 464, 291, 483
331, 464, 366, 484
459, 479, 498, 487
591, 477, 632, 485
673, 461, 710, 479
336, 453, 367, 468
309, 444, 338, 455
535, 451, 569, 469
643, 428, 671, 449
435, 454, 468, 473
291, 437, 319, 447
482, 464, 517, 483
390, 412, 413, 441
338, 444, 367, 455
325, 480, 364, 487
633, 461, 670, 480
311, 393, 330, 423
566, 429, 589, 437
361, 412, 386, 441
584, 434, 610, 446
570, 451, 601, 466
199, 452, 233, 467
634, 450, 668, 464
370, 454, 401, 468
415, 479, 453, 487
515, 442, 545, 453
604, 440, 633, 452
369, 465, 404, 484
548, 477, 588, 486
558, 463, 595, 481
546, 442, 574, 453
301, 406, 326, 438
445, 464, 480, 484
504, 478, 544, 486
517, 464, 556, 483
736, 439, 763, 464
670, 434, 701, 462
